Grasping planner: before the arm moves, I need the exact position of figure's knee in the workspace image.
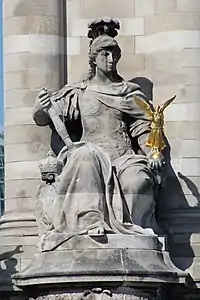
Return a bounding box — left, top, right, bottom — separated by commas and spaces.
71, 146, 98, 165
120, 169, 154, 195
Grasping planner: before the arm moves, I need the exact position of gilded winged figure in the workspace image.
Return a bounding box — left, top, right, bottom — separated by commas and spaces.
134, 95, 176, 154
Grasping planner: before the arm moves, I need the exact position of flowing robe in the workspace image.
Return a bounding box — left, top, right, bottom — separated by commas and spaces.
33, 81, 158, 252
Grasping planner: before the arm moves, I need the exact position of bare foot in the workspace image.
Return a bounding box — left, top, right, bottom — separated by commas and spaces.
88, 226, 105, 236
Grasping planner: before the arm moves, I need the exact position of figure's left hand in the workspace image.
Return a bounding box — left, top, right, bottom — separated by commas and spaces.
148, 157, 165, 172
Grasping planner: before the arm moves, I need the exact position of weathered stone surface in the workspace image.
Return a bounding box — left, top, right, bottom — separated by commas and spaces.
4, 70, 60, 91
13, 235, 185, 288
6, 161, 40, 180
4, 34, 63, 55
77, 0, 136, 18
176, 0, 200, 12
4, 125, 51, 145
3, 15, 60, 36
6, 179, 40, 199
165, 121, 200, 139
5, 197, 35, 214
135, 31, 200, 53
135, 0, 154, 17
154, 0, 176, 14
5, 142, 50, 162
3, 0, 60, 18
145, 13, 200, 34
4, 53, 61, 73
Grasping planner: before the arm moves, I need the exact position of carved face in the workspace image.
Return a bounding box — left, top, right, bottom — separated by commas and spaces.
95, 48, 118, 74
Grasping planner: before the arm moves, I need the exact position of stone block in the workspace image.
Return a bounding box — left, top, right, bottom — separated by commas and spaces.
145, 13, 200, 35
4, 34, 62, 55
116, 36, 135, 54
153, 84, 200, 104
6, 161, 40, 180
4, 52, 61, 73
181, 49, 200, 67
4, 89, 38, 108
154, 0, 176, 14
119, 18, 144, 36
4, 70, 60, 91
145, 51, 183, 73
153, 85, 183, 105
176, 0, 200, 12
5, 142, 49, 163
79, 0, 135, 18
135, 0, 155, 17
5, 107, 34, 126
3, 16, 59, 37
169, 139, 200, 158
67, 37, 81, 56
4, 52, 30, 73
67, 18, 90, 37
4, 125, 51, 145
183, 66, 200, 85
145, 69, 185, 86
5, 179, 40, 199
67, 55, 89, 83
118, 54, 145, 80
165, 121, 200, 139
79, 37, 90, 56
5, 197, 35, 215
135, 30, 200, 53
66, 0, 81, 19
165, 103, 200, 122
171, 157, 200, 177
3, 0, 59, 18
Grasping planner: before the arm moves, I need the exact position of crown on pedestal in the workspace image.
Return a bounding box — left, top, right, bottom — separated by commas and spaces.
87, 18, 120, 41
38, 151, 60, 174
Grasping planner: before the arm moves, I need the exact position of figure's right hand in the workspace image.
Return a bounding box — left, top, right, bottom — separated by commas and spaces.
35, 88, 51, 111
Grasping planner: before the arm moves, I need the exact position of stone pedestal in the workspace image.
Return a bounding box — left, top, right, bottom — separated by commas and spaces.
13, 235, 187, 299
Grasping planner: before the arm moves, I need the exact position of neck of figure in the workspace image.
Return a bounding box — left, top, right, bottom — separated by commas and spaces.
91, 68, 118, 86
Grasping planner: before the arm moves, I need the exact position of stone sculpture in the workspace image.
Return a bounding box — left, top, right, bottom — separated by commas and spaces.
33, 18, 165, 252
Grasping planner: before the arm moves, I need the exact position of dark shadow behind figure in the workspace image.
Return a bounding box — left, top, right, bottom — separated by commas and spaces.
0, 245, 23, 297
131, 77, 196, 273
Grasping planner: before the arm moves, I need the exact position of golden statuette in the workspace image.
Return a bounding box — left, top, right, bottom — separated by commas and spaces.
134, 95, 176, 160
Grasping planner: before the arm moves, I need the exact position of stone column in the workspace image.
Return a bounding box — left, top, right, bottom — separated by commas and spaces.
1, 0, 65, 285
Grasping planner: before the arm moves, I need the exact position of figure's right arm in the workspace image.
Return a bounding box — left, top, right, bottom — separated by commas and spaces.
33, 89, 51, 126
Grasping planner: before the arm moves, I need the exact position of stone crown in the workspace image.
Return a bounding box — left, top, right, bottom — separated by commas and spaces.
38, 151, 60, 173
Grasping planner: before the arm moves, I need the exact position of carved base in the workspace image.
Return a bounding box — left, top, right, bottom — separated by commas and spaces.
29, 287, 159, 300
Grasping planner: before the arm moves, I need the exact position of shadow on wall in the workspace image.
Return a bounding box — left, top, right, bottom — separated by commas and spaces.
0, 245, 23, 293
130, 77, 198, 273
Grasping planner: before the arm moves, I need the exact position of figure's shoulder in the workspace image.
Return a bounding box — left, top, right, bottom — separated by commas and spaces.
51, 81, 87, 102
123, 81, 147, 100
126, 80, 141, 92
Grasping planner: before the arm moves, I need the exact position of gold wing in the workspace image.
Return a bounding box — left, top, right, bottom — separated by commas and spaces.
134, 95, 153, 119
160, 95, 176, 112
